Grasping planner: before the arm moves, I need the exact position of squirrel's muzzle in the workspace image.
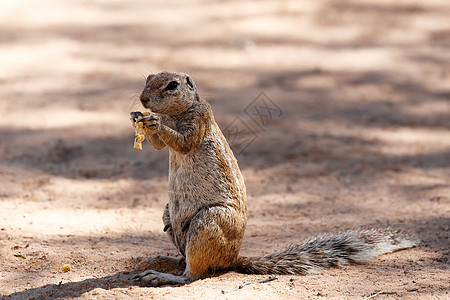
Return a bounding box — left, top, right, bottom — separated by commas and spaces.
139, 91, 150, 108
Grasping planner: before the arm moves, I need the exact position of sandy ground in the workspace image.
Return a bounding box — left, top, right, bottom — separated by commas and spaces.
0, 0, 449, 299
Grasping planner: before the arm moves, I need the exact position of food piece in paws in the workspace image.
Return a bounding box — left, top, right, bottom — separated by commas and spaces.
132, 112, 150, 150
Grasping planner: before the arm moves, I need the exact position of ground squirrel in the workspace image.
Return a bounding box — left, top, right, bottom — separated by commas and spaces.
130, 72, 417, 286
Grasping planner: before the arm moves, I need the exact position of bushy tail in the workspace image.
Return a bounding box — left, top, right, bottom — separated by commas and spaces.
235, 228, 417, 275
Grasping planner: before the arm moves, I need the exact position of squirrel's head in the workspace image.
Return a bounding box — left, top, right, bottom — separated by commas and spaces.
139, 72, 199, 115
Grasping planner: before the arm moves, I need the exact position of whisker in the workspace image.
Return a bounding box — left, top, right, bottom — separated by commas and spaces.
138, 66, 154, 79
121, 92, 142, 112
139, 70, 147, 81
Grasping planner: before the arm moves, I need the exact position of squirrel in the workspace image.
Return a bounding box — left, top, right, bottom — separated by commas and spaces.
130, 72, 417, 286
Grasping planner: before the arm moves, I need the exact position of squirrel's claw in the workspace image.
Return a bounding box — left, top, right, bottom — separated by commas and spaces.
163, 222, 172, 232
181, 220, 191, 232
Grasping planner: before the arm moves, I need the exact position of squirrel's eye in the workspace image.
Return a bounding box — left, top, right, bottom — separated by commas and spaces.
165, 81, 178, 91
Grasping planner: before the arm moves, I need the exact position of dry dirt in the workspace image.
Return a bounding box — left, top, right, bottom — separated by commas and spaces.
0, 0, 449, 299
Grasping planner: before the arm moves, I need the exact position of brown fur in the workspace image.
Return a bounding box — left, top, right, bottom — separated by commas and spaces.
131, 72, 416, 286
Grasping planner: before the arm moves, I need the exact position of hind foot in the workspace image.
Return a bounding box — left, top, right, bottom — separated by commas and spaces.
133, 270, 189, 286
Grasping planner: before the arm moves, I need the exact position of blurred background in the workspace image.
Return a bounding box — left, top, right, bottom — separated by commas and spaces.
0, 0, 449, 298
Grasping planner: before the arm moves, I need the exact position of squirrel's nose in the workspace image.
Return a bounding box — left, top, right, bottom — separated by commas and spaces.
140, 87, 151, 101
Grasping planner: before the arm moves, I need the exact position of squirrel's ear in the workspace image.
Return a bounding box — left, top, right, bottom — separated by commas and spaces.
186, 76, 195, 90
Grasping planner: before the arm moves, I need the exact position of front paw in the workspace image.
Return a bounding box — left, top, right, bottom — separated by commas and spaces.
141, 114, 161, 131
130, 111, 147, 126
